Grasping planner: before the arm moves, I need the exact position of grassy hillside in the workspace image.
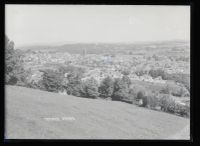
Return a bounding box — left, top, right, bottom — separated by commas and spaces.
5, 85, 190, 139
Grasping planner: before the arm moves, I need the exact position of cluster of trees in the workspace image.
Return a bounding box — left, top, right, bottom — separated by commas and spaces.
160, 81, 189, 97
135, 68, 190, 92
5, 36, 27, 86
5, 36, 190, 118
132, 91, 189, 118
38, 66, 132, 101
38, 67, 190, 118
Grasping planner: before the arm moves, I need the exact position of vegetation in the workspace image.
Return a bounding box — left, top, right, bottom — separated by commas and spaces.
6, 37, 189, 118
5, 36, 26, 85
166, 73, 190, 92
65, 71, 84, 97
149, 69, 167, 80
82, 77, 99, 98
175, 104, 190, 118
99, 76, 114, 98
40, 69, 63, 92
147, 92, 159, 109
159, 94, 176, 113
112, 78, 129, 101
160, 81, 189, 97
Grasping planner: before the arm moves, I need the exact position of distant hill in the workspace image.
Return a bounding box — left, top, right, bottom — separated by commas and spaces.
5, 85, 189, 139
16, 40, 190, 55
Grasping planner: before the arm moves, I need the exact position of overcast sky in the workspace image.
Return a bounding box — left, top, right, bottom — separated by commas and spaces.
5, 5, 190, 47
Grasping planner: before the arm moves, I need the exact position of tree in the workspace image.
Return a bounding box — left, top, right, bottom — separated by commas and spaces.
128, 88, 136, 103
65, 70, 84, 97
112, 78, 129, 101
99, 76, 114, 98
83, 77, 99, 98
160, 83, 171, 95
40, 69, 63, 92
121, 69, 130, 76
121, 75, 131, 88
137, 90, 146, 100
5, 36, 25, 85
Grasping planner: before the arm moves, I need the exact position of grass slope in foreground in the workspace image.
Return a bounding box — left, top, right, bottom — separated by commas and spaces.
5, 85, 190, 139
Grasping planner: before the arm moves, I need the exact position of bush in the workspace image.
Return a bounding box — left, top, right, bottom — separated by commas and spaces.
174, 104, 190, 118
149, 69, 167, 80
159, 94, 177, 113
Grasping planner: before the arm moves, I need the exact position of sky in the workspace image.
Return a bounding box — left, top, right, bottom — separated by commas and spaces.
5, 5, 190, 48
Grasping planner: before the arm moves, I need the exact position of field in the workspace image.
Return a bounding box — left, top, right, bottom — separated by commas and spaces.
5, 85, 190, 139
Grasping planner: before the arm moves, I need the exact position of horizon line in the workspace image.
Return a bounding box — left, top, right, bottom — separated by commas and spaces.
15, 39, 190, 48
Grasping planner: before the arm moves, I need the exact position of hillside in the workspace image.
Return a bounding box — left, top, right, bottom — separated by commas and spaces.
5, 85, 190, 139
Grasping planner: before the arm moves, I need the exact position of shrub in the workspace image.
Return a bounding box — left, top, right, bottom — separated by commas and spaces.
175, 104, 190, 118
157, 94, 190, 117
149, 69, 167, 80
159, 94, 176, 113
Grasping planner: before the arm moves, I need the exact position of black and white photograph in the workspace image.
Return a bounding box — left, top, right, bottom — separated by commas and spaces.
5, 4, 190, 140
